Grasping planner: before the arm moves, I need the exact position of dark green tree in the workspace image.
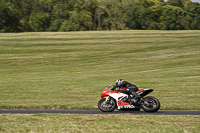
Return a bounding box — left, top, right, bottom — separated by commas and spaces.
0, 1, 22, 32
28, 12, 50, 31
1, 0, 200, 32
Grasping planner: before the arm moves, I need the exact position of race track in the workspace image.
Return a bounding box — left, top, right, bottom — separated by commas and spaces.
0, 110, 200, 115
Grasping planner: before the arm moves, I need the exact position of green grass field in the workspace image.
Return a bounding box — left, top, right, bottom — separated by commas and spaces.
0, 114, 199, 133
0, 30, 200, 110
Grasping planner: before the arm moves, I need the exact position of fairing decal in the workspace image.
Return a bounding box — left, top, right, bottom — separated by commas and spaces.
109, 93, 128, 101
117, 100, 130, 106
118, 87, 126, 91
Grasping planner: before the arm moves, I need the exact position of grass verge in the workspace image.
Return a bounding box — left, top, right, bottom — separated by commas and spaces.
0, 30, 200, 110
0, 114, 199, 133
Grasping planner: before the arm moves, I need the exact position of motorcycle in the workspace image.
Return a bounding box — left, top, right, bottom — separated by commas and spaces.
98, 85, 160, 112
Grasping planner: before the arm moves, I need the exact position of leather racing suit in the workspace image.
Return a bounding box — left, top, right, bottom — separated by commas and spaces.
111, 81, 139, 103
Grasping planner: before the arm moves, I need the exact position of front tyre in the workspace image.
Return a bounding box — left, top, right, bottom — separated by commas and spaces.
98, 98, 116, 112
141, 96, 160, 112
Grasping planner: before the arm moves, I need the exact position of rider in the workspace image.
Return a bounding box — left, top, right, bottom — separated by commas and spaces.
111, 79, 139, 104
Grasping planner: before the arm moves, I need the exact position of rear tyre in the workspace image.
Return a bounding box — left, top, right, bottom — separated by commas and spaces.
98, 98, 116, 112
141, 96, 160, 112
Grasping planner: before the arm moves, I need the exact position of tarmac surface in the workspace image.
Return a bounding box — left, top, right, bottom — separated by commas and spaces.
0, 110, 200, 115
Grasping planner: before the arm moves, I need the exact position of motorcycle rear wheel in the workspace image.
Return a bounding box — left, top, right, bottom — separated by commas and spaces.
141, 96, 160, 112
98, 98, 116, 112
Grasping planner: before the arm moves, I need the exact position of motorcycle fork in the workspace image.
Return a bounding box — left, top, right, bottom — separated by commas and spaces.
105, 96, 111, 104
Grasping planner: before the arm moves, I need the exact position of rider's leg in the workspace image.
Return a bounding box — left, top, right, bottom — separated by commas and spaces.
120, 90, 130, 103
129, 89, 139, 104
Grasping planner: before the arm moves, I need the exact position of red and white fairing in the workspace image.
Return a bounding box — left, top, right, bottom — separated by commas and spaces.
99, 85, 160, 112
100, 86, 133, 109
101, 85, 153, 110
109, 93, 134, 109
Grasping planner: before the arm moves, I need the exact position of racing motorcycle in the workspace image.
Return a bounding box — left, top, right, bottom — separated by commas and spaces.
98, 85, 160, 112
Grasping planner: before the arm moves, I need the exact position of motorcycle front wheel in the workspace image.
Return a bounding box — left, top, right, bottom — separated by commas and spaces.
98, 98, 116, 112
141, 96, 160, 112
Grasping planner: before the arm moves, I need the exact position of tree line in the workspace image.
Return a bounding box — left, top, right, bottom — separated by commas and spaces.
1, 0, 200, 32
